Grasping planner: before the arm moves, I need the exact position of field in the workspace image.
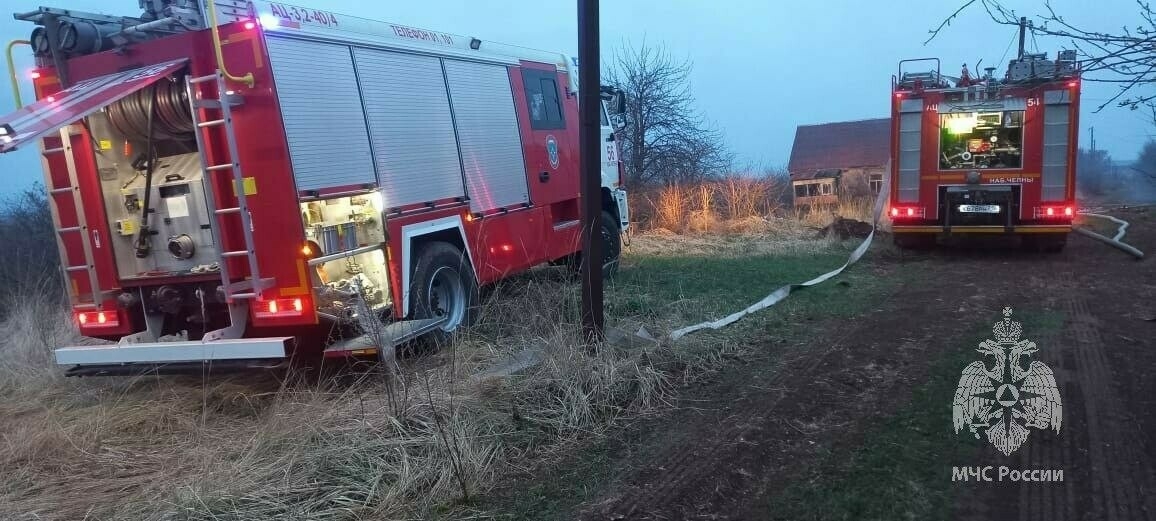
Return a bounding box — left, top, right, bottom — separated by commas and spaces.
3, 199, 1153, 520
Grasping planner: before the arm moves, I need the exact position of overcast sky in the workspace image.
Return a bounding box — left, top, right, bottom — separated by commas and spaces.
1, 0, 1150, 194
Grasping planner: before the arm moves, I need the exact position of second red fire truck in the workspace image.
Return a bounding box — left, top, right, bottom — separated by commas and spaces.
0, 0, 630, 375
890, 30, 1081, 252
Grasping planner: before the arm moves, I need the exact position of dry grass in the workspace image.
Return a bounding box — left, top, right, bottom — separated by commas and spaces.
629, 219, 843, 258
637, 176, 872, 234
792, 198, 875, 228
0, 269, 677, 520
0, 210, 855, 520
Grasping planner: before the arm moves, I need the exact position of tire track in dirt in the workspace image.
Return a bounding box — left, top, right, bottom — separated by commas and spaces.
1046, 295, 1156, 521
582, 285, 975, 520
1016, 322, 1076, 521
586, 336, 840, 519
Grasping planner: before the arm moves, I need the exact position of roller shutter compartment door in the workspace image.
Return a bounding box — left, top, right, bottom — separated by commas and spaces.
265, 36, 375, 191
353, 48, 466, 208
442, 60, 529, 212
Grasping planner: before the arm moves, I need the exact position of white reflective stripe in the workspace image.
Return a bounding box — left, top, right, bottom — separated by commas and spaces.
670, 162, 891, 340
54, 337, 290, 365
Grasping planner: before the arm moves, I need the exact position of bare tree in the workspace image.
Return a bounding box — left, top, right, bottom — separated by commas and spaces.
930, 1, 1156, 115
0, 185, 61, 313
1077, 148, 1115, 196
1135, 139, 1156, 179
605, 41, 731, 187
1129, 140, 1156, 200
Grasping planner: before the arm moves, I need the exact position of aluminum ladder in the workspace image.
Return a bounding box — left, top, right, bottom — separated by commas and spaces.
43, 126, 109, 309
185, 71, 272, 302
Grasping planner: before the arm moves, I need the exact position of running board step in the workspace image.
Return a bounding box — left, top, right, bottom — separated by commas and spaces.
324, 316, 450, 355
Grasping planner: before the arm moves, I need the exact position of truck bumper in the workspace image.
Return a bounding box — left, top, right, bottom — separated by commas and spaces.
893, 225, 1071, 234
54, 337, 291, 367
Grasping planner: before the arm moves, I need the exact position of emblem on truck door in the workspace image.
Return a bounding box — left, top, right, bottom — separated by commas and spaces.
546, 135, 560, 169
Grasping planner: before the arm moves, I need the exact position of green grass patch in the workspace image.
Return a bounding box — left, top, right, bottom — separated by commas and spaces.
765, 308, 1063, 521
608, 241, 884, 332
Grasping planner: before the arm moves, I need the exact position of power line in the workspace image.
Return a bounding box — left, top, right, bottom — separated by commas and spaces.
997, 30, 1018, 70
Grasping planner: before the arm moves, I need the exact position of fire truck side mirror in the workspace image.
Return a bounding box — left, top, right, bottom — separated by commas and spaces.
608, 89, 628, 130
610, 89, 626, 116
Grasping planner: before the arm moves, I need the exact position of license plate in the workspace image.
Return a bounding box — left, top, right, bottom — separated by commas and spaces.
958, 204, 1001, 214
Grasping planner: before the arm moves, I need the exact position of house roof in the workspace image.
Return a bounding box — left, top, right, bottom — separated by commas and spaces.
787, 118, 891, 180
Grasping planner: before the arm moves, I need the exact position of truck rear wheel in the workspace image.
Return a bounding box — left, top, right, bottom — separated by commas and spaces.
410, 242, 478, 346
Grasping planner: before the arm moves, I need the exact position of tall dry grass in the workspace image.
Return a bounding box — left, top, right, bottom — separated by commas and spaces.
637, 175, 874, 234
792, 197, 875, 228
0, 268, 674, 520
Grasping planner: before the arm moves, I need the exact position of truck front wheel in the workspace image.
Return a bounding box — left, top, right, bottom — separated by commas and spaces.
410, 242, 478, 346
567, 211, 622, 279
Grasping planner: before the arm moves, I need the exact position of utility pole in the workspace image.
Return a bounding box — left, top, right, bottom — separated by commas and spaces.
1017, 17, 1027, 60
578, 0, 605, 344
1090, 126, 1096, 153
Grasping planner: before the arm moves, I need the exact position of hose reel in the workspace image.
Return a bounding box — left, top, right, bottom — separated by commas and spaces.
106, 79, 194, 142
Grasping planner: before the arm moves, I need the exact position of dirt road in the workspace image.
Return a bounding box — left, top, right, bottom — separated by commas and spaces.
488, 207, 1156, 520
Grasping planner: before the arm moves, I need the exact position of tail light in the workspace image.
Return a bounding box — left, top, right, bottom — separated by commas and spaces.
1034, 206, 1075, 219
255, 297, 307, 318
76, 310, 120, 328
890, 206, 926, 219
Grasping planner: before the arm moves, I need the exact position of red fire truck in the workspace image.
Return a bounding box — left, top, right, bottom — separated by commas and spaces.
889, 38, 1081, 251
0, 1, 630, 375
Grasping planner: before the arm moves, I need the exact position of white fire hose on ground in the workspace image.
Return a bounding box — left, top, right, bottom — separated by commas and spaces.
1075, 212, 1145, 259
669, 170, 1146, 341
668, 165, 893, 341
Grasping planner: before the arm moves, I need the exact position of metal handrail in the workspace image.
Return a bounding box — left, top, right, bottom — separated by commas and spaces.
5, 39, 30, 107
307, 243, 384, 267
206, 1, 254, 87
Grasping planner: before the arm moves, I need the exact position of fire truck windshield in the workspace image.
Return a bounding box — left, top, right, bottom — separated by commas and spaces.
939, 110, 1024, 170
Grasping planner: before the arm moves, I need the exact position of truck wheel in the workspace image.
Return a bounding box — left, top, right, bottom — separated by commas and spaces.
600, 210, 623, 278
410, 242, 478, 346
568, 211, 622, 279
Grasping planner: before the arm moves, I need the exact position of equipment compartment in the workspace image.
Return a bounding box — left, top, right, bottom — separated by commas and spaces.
300, 192, 391, 318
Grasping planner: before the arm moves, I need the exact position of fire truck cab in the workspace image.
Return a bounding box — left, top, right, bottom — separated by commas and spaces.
889, 45, 1081, 251
1, 0, 630, 375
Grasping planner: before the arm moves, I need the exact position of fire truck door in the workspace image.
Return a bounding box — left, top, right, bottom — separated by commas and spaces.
515, 65, 579, 208
0, 59, 188, 153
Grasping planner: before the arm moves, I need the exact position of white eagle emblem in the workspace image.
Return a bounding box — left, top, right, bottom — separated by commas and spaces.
953, 307, 1062, 455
